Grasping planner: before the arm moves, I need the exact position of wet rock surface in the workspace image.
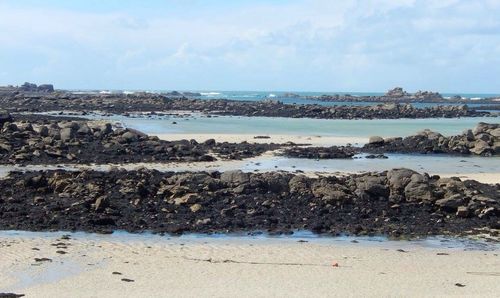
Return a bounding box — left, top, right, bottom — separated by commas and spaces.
280, 146, 357, 159
0, 294, 25, 298
364, 122, 500, 156
0, 169, 498, 238
0, 91, 491, 119
0, 116, 283, 165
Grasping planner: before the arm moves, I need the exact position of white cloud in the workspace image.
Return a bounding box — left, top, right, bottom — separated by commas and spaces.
0, 0, 499, 92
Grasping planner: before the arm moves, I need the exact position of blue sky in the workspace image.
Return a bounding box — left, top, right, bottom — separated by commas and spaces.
1, 0, 500, 93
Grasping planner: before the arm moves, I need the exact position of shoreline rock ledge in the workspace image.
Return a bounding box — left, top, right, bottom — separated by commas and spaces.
0, 168, 497, 239
365, 122, 500, 156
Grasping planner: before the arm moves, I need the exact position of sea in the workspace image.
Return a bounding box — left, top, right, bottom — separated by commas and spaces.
46, 89, 500, 177
72, 90, 500, 109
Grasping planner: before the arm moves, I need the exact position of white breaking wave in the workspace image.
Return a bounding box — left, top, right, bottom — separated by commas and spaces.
99, 90, 112, 94
201, 92, 221, 96
267, 93, 277, 98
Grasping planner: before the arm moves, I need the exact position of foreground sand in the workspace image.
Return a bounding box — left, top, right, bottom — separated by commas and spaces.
1, 234, 499, 297
439, 173, 500, 184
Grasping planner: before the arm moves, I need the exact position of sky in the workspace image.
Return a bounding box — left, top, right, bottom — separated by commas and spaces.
0, 0, 500, 93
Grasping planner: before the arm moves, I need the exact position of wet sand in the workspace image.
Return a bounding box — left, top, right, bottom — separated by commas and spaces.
155, 133, 368, 146
1, 152, 498, 184
1, 234, 499, 297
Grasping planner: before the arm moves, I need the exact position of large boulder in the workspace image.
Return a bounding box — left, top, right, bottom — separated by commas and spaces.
473, 122, 492, 135
38, 84, 54, 92
435, 194, 464, 212
355, 175, 389, 198
403, 173, 432, 201
288, 175, 311, 194
387, 168, 417, 192
0, 110, 12, 125
368, 136, 384, 145
416, 129, 442, 141
121, 128, 147, 143
19, 82, 38, 91
258, 172, 290, 193
470, 140, 491, 155
98, 123, 113, 135
386, 87, 407, 97
489, 128, 500, 138
311, 179, 351, 203
60, 127, 76, 142
387, 168, 420, 201
220, 170, 250, 185
463, 129, 475, 141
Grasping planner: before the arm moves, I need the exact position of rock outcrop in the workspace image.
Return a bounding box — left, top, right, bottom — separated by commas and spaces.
364, 123, 500, 156
280, 146, 356, 159
0, 169, 497, 238
0, 90, 491, 119
0, 117, 283, 165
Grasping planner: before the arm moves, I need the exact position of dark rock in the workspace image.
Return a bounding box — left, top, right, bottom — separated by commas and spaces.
0, 294, 25, 298
0, 110, 12, 124
220, 170, 250, 185
368, 136, 384, 145
435, 194, 464, 212
0, 169, 497, 239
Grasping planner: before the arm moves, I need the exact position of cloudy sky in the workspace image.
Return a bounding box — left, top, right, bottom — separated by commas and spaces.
1, 0, 499, 93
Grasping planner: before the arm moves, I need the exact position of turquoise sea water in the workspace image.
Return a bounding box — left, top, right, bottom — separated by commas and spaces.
71, 90, 500, 108
34, 112, 500, 176
102, 114, 497, 138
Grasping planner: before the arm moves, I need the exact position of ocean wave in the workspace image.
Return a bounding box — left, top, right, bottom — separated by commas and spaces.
234, 94, 260, 98
200, 92, 221, 96
267, 93, 277, 98
99, 90, 112, 94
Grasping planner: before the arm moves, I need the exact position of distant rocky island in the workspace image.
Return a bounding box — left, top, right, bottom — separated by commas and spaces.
282, 87, 500, 104
0, 82, 54, 93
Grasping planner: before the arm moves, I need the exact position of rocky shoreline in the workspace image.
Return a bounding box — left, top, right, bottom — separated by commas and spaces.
0, 89, 493, 119
0, 115, 284, 165
364, 122, 500, 156
280, 146, 357, 159
0, 169, 498, 239
278, 122, 500, 159
2, 113, 498, 165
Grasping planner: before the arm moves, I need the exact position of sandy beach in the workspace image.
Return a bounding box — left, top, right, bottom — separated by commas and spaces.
1, 233, 499, 297
155, 133, 368, 147
1, 1, 499, 297
2, 156, 498, 184
439, 173, 500, 184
